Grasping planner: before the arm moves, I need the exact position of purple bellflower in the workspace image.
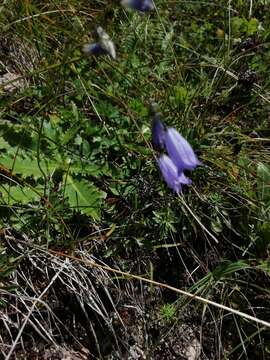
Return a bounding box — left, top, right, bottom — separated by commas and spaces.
158, 155, 192, 193
83, 27, 116, 59
151, 104, 201, 193
121, 0, 155, 12
165, 127, 201, 172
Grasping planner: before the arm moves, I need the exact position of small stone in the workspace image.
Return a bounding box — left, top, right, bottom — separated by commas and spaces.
0, 72, 26, 93
185, 338, 201, 360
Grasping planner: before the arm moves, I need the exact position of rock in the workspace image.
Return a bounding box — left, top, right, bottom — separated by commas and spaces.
185, 338, 201, 360
0, 72, 26, 93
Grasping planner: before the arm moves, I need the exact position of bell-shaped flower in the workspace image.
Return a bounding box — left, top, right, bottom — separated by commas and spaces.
83, 27, 116, 59
158, 154, 192, 193
121, 0, 154, 12
165, 128, 201, 172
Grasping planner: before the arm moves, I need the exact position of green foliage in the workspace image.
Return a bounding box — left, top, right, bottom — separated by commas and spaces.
1, 184, 40, 205
257, 163, 270, 204
152, 208, 179, 238
170, 85, 193, 109
257, 260, 270, 276
0, 246, 21, 278
0, 1, 270, 357
232, 17, 259, 36
1, 154, 57, 178
159, 303, 177, 323
212, 260, 251, 280
0, 137, 9, 150
65, 176, 106, 220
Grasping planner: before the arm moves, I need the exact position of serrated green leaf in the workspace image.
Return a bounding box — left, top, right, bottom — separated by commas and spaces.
0, 184, 41, 205
69, 161, 110, 177
0, 154, 58, 178
0, 153, 109, 180
65, 176, 106, 220
61, 125, 81, 145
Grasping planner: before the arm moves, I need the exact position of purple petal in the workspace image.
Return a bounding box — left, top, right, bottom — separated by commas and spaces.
152, 117, 165, 150
121, 0, 154, 12
158, 155, 191, 193
83, 28, 116, 59
83, 43, 107, 56
140, 0, 155, 11
178, 172, 192, 185
165, 128, 201, 172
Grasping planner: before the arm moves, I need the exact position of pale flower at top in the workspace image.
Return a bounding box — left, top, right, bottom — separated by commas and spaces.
121, 0, 154, 12
83, 27, 116, 59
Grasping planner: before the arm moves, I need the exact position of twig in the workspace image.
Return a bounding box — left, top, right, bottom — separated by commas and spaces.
48, 249, 270, 329
5, 268, 63, 360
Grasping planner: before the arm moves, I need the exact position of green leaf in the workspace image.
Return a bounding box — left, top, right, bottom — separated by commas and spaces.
0, 155, 58, 178
65, 176, 106, 220
232, 17, 259, 36
69, 161, 110, 177
1, 153, 109, 180
232, 17, 244, 35
247, 18, 259, 36
128, 99, 148, 117
212, 260, 251, 279
1, 184, 41, 205
171, 85, 192, 107
257, 260, 270, 276
211, 217, 223, 233
61, 125, 81, 145
257, 162, 270, 204
71, 101, 79, 122
0, 137, 10, 150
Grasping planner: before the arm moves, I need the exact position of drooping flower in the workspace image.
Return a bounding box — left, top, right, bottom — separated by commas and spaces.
165, 127, 201, 172
83, 27, 116, 59
157, 154, 192, 193
121, 0, 154, 12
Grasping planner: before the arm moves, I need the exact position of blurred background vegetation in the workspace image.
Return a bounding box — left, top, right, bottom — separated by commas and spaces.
0, 0, 269, 359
